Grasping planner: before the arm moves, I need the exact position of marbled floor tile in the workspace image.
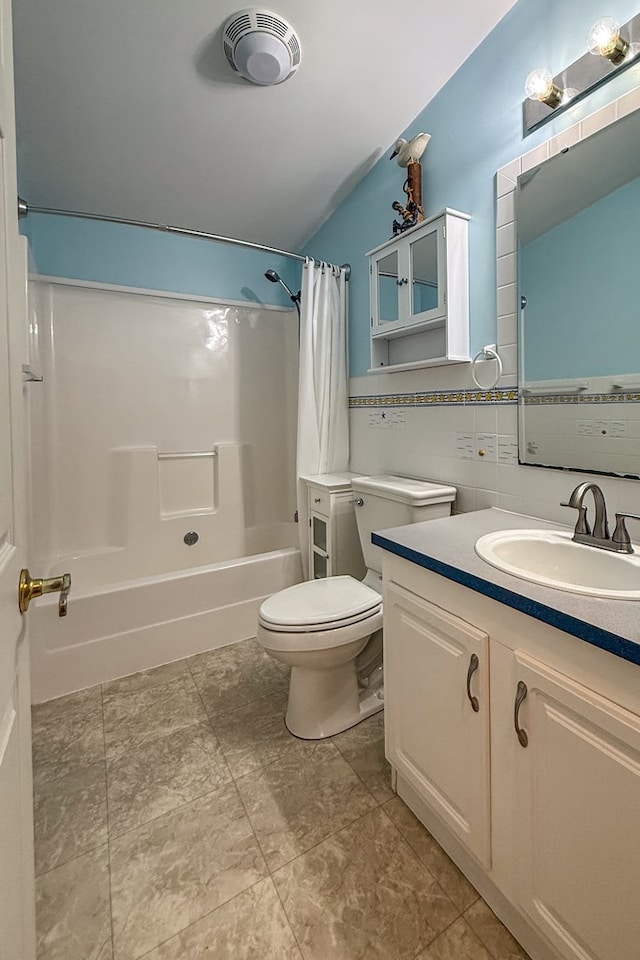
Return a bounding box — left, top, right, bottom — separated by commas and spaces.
34, 761, 108, 876
211, 690, 313, 779
107, 721, 232, 837
273, 807, 459, 960
142, 878, 302, 960
103, 672, 208, 760
110, 782, 267, 960
36, 843, 112, 960
236, 741, 377, 871
188, 638, 288, 719
416, 917, 492, 960
32, 687, 105, 788
102, 660, 191, 698
383, 796, 479, 913
464, 899, 531, 960
332, 711, 393, 803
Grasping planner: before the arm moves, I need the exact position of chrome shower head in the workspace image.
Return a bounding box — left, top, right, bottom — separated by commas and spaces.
264, 267, 300, 315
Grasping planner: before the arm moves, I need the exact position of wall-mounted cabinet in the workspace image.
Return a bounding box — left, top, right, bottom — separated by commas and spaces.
367, 208, 470, 373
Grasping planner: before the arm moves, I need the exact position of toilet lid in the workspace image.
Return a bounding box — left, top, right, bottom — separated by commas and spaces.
259, 576, 381, 629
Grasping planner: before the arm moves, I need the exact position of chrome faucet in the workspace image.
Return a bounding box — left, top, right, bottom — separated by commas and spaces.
561, 483, 640, 554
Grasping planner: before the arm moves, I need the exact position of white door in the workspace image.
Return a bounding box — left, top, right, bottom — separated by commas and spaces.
511, 651, 640, 960
384, 583, 491, 866
0, 0, 36, 954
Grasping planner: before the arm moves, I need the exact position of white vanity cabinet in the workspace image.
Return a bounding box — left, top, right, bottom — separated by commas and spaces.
303, 473, 365, 581
367, 208, 469, 373
383, 555, 640, 960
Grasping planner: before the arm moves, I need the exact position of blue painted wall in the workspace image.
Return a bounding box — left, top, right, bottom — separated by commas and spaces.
304, 0, 640, 377
21, 212, 301, 310
522, 175, 640, 380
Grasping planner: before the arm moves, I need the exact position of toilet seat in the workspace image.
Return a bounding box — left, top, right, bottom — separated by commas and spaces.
259, 576, 381, 633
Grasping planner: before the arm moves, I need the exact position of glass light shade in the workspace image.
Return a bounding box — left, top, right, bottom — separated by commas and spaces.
588, 17, 621, 56
587, 16, 629, 64
525, 68, 562, 107
525, 68, 553, 100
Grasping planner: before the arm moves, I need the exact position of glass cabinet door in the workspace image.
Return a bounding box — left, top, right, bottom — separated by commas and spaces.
310, 513, 329, 579
408, 224, 444, 324
372, 248, 402, 330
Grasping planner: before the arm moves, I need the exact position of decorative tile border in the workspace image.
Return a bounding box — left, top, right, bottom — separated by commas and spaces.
524, 392, 640, 405
349, 386, 518, 408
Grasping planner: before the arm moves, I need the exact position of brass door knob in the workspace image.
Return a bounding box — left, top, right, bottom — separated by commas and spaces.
18, 569, 71, 617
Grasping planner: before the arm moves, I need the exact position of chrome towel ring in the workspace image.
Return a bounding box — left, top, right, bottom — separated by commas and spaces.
471, 343, 502, 390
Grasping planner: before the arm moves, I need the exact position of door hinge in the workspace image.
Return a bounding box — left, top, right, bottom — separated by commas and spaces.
294, 510, 298, 523
442, 225, 446, 239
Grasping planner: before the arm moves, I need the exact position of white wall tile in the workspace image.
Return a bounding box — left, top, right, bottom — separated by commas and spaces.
497, 283, 517, 317
497, 221, 517, 258
497, 253, 516, 287
580, 102, 617, 139
497, 313, 517, 347
496, 192, 515, 227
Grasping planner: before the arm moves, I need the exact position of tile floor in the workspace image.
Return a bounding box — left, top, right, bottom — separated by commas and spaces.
32, 637, 531, 960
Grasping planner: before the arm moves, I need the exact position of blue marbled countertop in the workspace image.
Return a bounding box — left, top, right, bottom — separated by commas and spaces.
373, 508, 640, 667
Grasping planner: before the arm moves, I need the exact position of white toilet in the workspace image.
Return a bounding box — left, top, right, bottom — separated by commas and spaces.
257, 475, 456, 739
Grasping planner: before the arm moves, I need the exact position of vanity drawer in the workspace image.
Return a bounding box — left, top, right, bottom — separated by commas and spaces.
308, 487, 330, 514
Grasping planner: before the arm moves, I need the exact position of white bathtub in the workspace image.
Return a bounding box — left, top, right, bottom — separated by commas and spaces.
30, 544, 302, 703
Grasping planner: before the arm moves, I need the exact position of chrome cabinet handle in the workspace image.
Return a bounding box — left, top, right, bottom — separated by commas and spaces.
466, 654, 480, 712
514, 680, 529, 747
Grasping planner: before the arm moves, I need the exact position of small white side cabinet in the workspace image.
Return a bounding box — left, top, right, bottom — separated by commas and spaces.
367, 208, 470, 373
303, 473, 366, 581
383, 557, 640, 960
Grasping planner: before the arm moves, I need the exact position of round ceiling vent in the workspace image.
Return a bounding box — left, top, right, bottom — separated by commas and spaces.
222, 8, 302, 86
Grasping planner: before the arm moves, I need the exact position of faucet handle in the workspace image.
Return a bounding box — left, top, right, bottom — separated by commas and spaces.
612, 513, 640, 553
560, 501, 591, 535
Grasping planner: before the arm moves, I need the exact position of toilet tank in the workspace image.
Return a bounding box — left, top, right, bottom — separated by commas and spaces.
351, 475, 456, 578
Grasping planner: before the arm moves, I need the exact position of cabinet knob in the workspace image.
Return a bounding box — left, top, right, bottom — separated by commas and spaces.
352, 497, 364, 507
314, 497, 321, 503
514, 680, 529, 748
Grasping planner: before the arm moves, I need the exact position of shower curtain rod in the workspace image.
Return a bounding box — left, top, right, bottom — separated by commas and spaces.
17, 200, 351, 280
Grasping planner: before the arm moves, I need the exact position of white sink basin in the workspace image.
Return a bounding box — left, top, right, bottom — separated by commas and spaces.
475, 529, 640, 600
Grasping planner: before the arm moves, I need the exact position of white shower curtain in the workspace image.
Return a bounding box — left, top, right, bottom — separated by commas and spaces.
297, 258, 349, 578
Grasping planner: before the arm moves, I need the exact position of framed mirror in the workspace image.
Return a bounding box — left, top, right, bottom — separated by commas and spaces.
515, 103, 640, 479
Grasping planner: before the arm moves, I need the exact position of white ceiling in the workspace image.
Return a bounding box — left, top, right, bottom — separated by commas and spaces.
12, 0, 517, 252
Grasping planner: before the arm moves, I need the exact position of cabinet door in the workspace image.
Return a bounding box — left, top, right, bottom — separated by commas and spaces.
510, 651, 640, 960
385, 583, 491, 866
407, 221, 445, 325
371, 245, 405, 334
309, 512, 330, 579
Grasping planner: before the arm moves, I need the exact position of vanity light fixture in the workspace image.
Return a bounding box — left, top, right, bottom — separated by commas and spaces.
523, 9, 640, 135
587, 17, 628, 64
